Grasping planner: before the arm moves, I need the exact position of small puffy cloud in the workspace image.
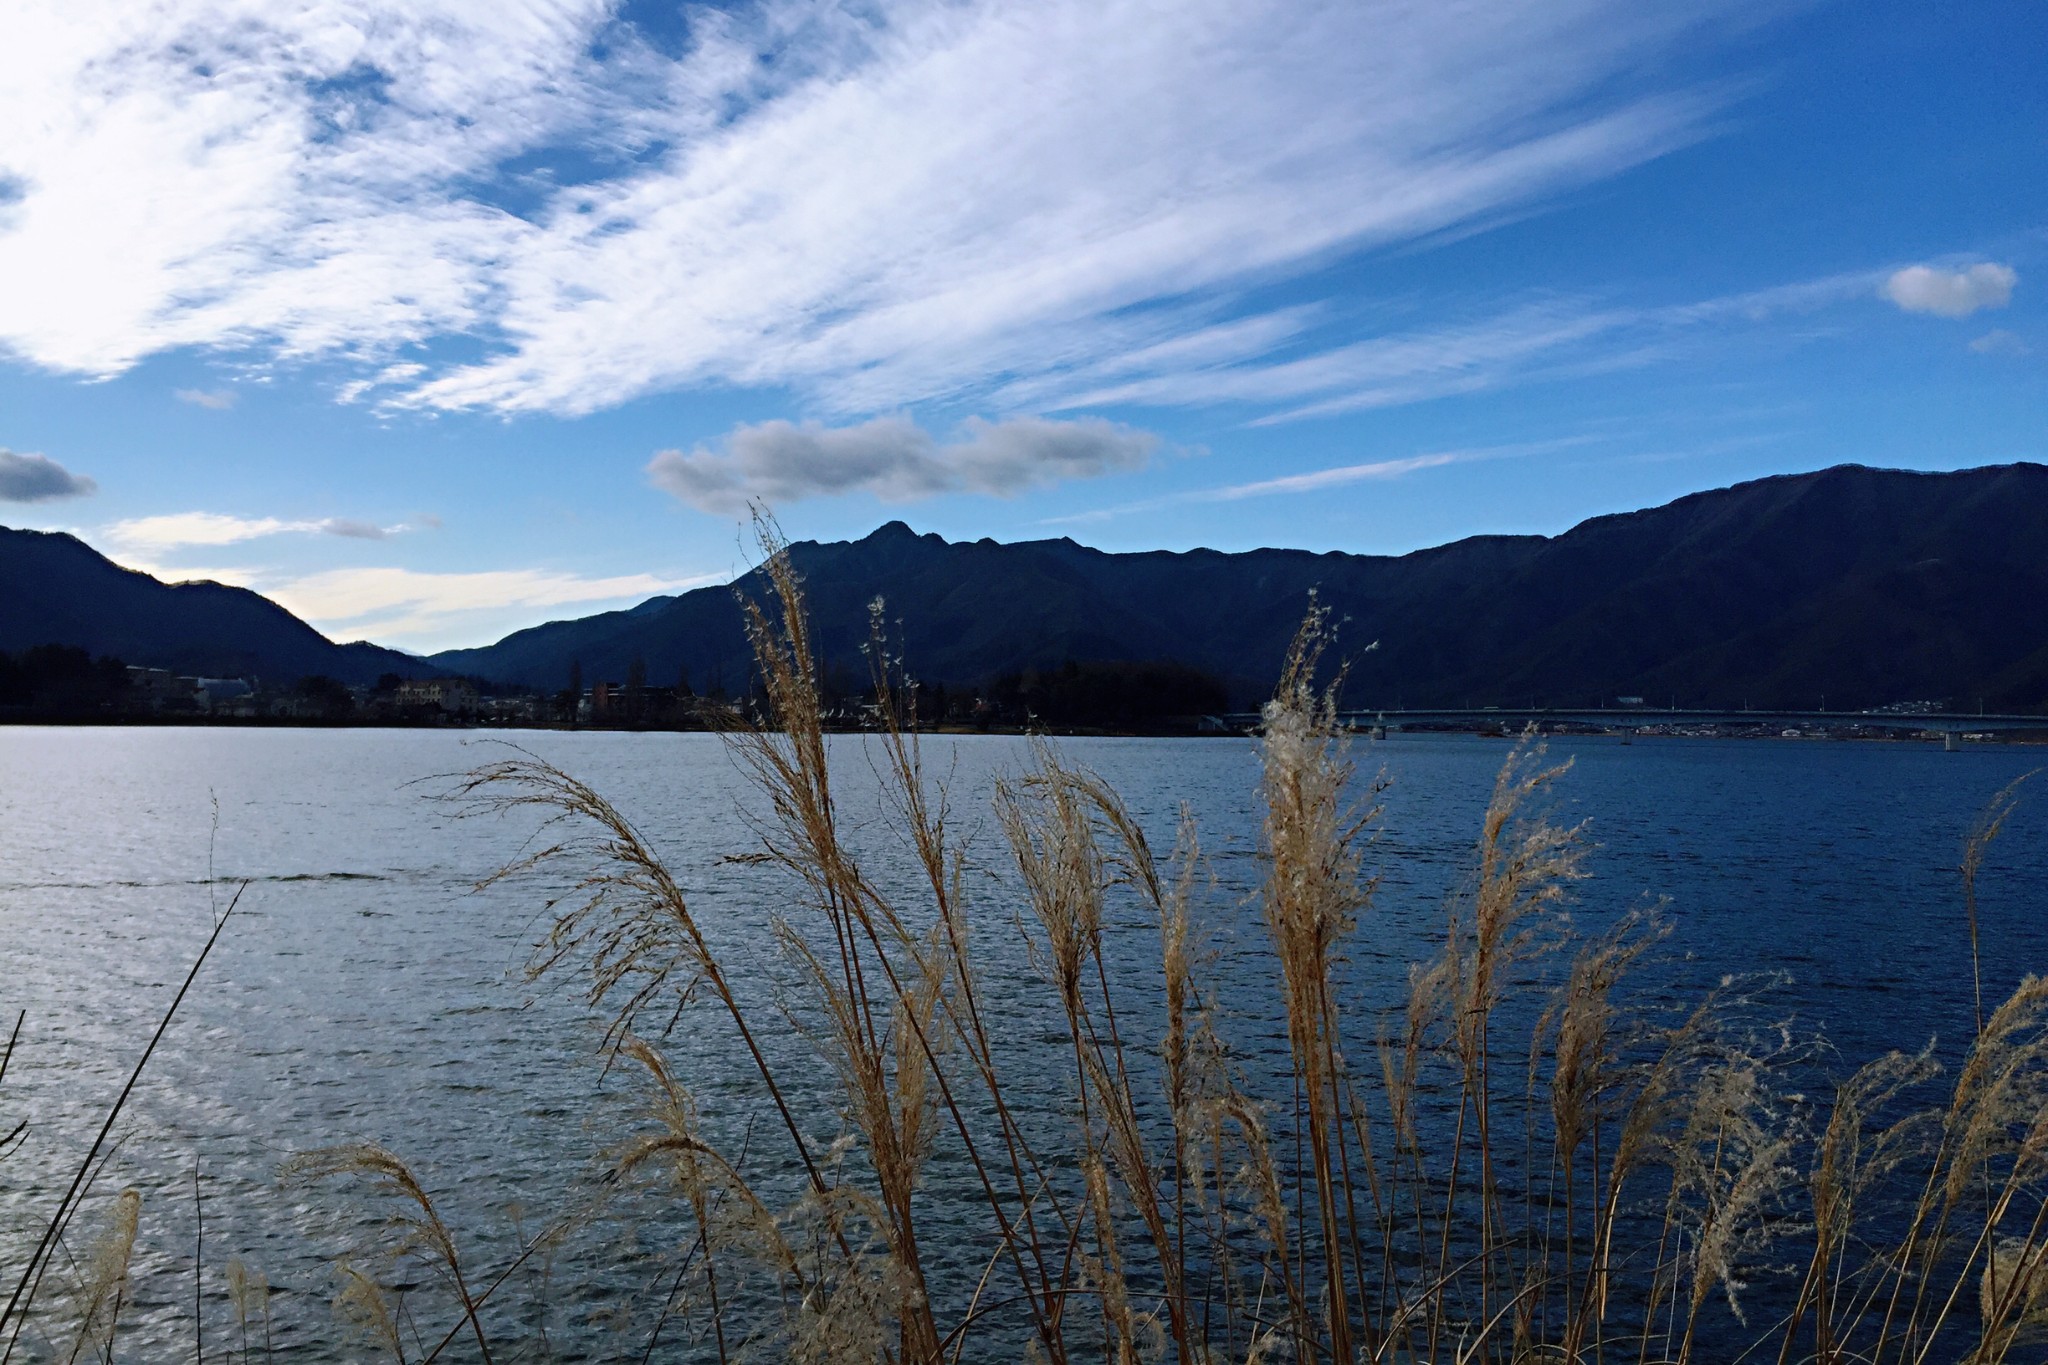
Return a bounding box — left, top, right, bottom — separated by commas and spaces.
320, 518, 392, 540
1883, 263, 2017, 318
648, 415, 1159, 514
174, 388, 236, 410
104, 510, 419, 552
1970, 328, 2030, 356
0, 448, 97, 502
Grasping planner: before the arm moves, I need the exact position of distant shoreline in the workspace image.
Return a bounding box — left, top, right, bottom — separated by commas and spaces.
4, 715, 2045, 744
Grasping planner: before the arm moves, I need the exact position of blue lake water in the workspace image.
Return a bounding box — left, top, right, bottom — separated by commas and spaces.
1, 727, 2043, 1360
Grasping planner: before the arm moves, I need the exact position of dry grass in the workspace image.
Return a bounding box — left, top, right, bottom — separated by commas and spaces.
64, 1188, 137, 1365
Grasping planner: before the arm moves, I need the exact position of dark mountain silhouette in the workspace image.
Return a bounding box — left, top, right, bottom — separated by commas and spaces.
427, 463, 2048, 713
10, 464, 2043, 710
0, 526, 426, 684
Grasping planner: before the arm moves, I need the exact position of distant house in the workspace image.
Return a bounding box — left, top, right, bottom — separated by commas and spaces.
196, 678, 255, 715
396, 678, 479, 717
482, 694, 544, 723
126, 666, 199, 712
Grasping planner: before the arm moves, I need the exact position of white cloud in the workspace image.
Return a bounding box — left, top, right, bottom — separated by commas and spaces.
1014, 271, 1882, 428
94, 543, 713, 651
648, 415, 1159, 514
0, 0, 1741, 416
105, 512, 297, 551
104, 510, 420, 552
337, 363, 427, 405
1044, 304, 1630, 418
1970, 328, 2030, 356
0, 448, 96, 502
0, 0, 623, 377
1200, 452, 1470, 500
173, 387, 236, 409
1047, 439, 1572, 524
1882, 263, 2017, 318
266, 565, 719, 647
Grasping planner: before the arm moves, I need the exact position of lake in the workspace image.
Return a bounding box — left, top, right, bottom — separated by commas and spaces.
2, 727, 2043, 1360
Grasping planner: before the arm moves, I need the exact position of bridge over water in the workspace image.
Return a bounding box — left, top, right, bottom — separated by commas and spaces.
1214, 707, 2048, 749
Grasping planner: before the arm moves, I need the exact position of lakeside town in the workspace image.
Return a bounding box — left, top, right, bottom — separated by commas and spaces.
0, 642, 1230, 732
5, 644, 2040, 745
5, 647, 732, 726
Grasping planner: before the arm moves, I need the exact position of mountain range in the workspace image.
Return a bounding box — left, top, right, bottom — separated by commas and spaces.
428, 462, 2048, 712
8, 462, 2048, 711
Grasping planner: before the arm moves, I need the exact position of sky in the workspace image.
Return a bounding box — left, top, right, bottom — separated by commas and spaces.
0, 0, 2043, 655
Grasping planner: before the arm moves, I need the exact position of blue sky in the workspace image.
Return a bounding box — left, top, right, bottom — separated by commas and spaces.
0, 0, 2042, 653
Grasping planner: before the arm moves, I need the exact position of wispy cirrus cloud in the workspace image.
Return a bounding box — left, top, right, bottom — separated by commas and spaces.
0, 0, 1750, 418
265, 565, 719, 647
97, 550, 713, 652
1038, 304, 1631, 421
173, 387, 235, 410
1200, 452, 1476, 500
1047, 441, 1567, 525
649, 415, 1160, 514
0, 0, 622, 377
92, 506, 695, 649
1020, 270, 1886, 428
104, 510, 426, 553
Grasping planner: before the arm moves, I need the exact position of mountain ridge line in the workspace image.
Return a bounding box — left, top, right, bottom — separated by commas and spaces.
6, 461, 2047, 711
